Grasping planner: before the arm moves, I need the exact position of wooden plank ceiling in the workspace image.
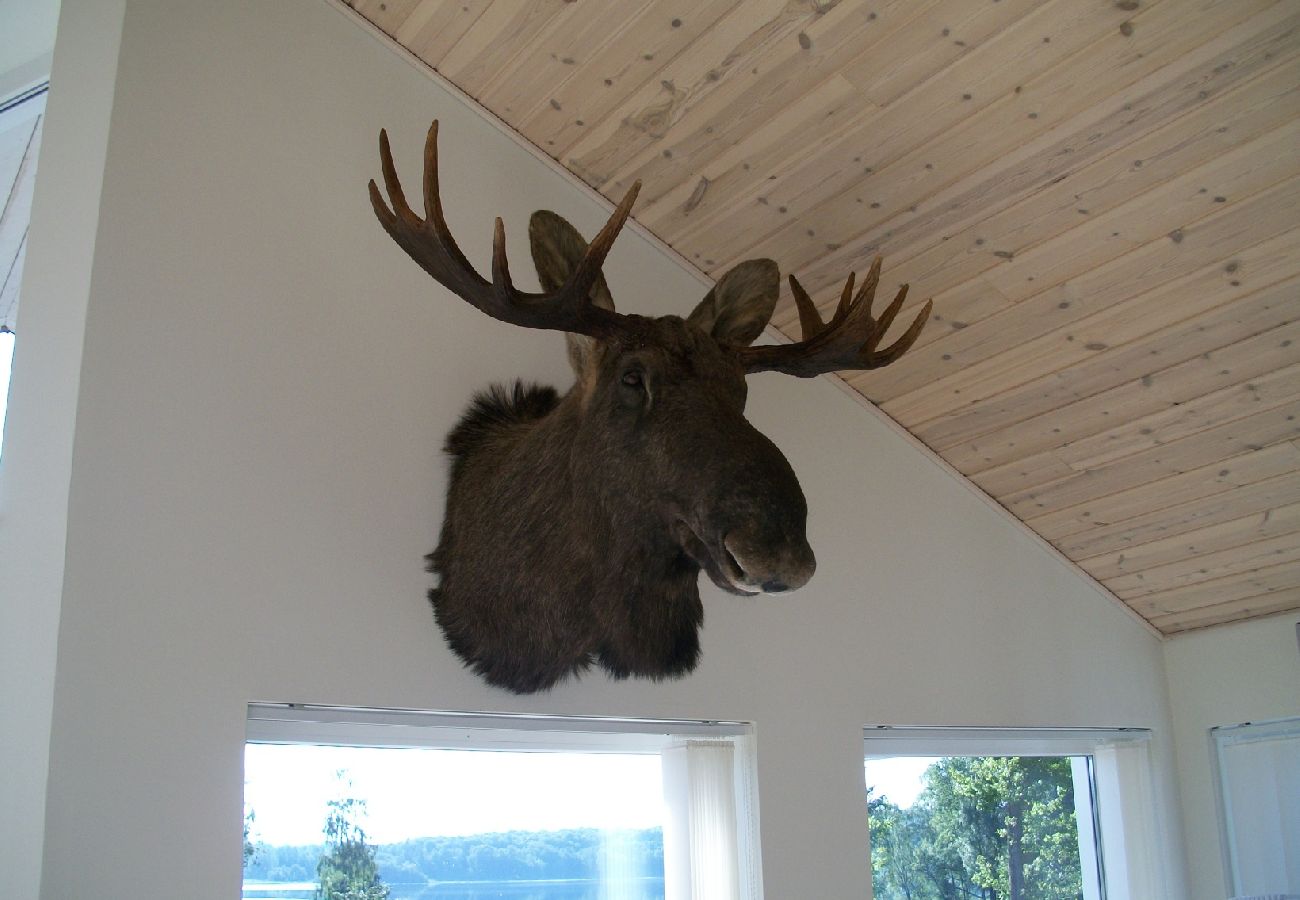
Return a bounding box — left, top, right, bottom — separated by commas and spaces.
343, 0, 1300, 635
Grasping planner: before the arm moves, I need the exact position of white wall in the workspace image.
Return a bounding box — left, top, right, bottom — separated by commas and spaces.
1163, 611, 1300, 899
0, 2, 125, 897
3, 2, 1187, 897
0, 0, 60, 99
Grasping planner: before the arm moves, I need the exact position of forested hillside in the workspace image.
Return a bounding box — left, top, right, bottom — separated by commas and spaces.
244, 827, 663, 885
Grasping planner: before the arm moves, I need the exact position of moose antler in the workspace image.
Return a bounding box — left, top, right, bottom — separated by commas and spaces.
369, 120, 641, 340
735, 257, 932, 377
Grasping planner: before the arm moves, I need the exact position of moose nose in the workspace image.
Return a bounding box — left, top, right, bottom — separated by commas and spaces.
723, 530, 816, 595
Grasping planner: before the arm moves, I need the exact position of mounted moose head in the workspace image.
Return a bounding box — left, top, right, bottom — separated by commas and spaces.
369, 122, 931, 693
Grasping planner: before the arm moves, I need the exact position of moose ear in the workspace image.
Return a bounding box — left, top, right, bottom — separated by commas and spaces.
686, 258, 780, 347
529, 209, 616, 376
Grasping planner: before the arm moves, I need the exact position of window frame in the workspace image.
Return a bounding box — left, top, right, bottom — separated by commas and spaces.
863, 724, 1156, 900
245, 702, 763, 900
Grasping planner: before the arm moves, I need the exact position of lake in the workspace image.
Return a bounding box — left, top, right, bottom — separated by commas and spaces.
243, 878, 665, 900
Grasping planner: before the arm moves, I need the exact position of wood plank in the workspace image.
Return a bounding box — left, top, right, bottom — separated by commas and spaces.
973, 354, 1300, 498
1056, 361, 1300, 472
677, 0, 1153, 268
996, 399, 1300, 518
947, 314, 1300, 478
861, 52, 1300, 322
1037, 443, 1300, 548
1133, 559, 1300, 619
770, 6, 1300, 335
514, 0, 742, 158
694, 0, 1276, 276
878, 125, 1300, 421
560, 0, 822, 188
859, 172, 1300, 408
897, 219, 1300, 446
1080, 501, 1300, 581
1108, 531, 1300, 600
596, 0, 931, 208
1159, 593, 1300, 637
383, 0, 495, 68
919, 270, 1300, 461
475, 2, 684, 123
633, 0, 1052, 231
346, 0, 430, 39
437, 2, 578, 99
1150, 586, 1300, 633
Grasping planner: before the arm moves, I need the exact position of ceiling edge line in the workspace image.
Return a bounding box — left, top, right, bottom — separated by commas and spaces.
819, 372, 1167, 642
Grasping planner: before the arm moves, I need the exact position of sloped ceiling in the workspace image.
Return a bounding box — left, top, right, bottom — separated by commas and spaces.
341, 0, 1300, 635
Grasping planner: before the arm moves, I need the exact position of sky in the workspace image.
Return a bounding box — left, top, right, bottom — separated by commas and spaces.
243, 743, 666, 847
864, 756, 941, 809
244, 743, 941, 847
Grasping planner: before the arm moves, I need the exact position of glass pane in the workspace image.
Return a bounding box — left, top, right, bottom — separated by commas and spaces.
244, 743, 665, 900
866, 755, 1099, 900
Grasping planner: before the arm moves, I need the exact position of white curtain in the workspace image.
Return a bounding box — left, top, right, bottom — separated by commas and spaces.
1093, 741, 1162, 900
1214, 719, 1300, 898
662, 740, 743, 900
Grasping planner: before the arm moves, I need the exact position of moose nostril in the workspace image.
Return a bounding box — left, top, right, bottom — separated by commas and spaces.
761, 579, 789, 593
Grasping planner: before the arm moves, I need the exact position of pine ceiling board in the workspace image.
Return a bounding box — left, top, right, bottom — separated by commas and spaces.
849, 53, 1300, 336
396, 0, 495, 64
1135, 561, 1300, 621
1080, 501, 1300, 582
842, 0, 1052, 107
473, 2, 669, 122
1033, 443, 1300, 547
679, 0, 1183, 273
592, 0, 928, 209
997, 399, 1300, 518
514, 0, 743, 157
865, 172, 1300, 408
435, 1, 579, 97
915, 270, 1300, 456
890, 218, 1300, 435
1055, 361, 1300, 472
1110, 532, 1300, 600
345, 0, 430, 37
943, 312, 1300, 477
561, 0, 826, 189
766, 3, 1300, 336
1059, 471, 1300, 569
662, 0, 1134, 259
1149, 585, 1300, 633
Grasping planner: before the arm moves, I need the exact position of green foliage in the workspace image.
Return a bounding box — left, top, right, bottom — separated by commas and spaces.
868, 757, 1084, 900
316, 775, 391, 900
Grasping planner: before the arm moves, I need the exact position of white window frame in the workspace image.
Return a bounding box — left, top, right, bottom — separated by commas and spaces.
245, 702, 763, 900
864, 725, 1157, 900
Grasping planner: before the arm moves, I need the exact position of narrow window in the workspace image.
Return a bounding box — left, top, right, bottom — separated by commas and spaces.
864, 726, 1155, 899
0, 81, 48, 460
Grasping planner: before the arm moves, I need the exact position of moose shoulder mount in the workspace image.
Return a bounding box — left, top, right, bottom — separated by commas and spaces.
370, 122, 931, 693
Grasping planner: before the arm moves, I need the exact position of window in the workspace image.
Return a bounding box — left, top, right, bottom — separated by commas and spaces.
864, 726, 1157, 900
1211, 716, 1300, 897
243, 704, 761, 900
0, 81, 48, 460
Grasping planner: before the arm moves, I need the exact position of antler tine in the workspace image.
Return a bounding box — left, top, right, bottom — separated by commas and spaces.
736, 258, 931, 378
370, 120, 639, 339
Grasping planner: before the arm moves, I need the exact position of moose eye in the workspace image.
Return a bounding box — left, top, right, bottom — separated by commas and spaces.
621, 369, 644, 389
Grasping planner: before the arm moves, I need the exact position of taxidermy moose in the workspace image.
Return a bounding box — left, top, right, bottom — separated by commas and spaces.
370, 122, 931, 693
